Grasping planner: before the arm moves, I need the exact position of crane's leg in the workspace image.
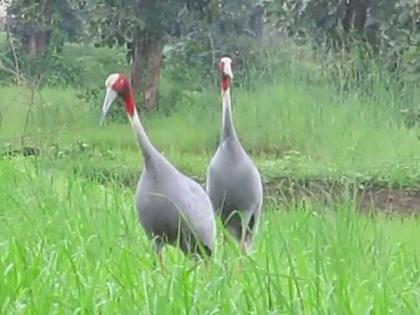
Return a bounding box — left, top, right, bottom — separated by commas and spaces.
197, 244, 213, 269
222, 230, 229, 246
244, 207, 261, 255
240, 235, 249, 255
242, 209, 262, 255
240, 212, 252, 255
236, 225, 247, 274
239, 224, 248, 255
154, 238, 166, 274
158, 251, 165, 271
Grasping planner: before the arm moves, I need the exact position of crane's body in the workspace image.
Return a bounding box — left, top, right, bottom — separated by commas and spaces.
136, 153, 215, 255
207, 138, 262, 244
207, 57, 263, 253
101, 74, 216, 262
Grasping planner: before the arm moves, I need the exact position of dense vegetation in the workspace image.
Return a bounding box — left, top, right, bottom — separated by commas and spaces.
1, 1, 420, 314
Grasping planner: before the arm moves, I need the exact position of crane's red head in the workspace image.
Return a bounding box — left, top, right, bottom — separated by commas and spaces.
101, 73, 136, 123
220, 56, 233, 92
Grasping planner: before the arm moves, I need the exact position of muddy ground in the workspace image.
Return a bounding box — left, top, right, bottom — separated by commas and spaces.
265, 177, 420, 215
77, 166, 420, 215
5, 148, 419, 215
359, 189, 420, 215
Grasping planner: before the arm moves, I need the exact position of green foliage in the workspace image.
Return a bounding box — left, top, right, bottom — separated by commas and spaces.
264, 0, 420, 85
7, 0, 81, 52
84, 0, 220, 50
1, 38, 420, 313
1, 157, 420, 313
0, 35, 127, 87
2, 44, 420, 186
264, 0, 348, 41
0, 0, 268, 93
0, 1, 82, 86
2, 5, 420, 314
164, 0, 267, 90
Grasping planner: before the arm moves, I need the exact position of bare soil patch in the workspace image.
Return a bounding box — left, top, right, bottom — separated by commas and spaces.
264, 177, 420, 215
77, 167, 420, 214
24, 157, 420, 215
359, 189, 420, 215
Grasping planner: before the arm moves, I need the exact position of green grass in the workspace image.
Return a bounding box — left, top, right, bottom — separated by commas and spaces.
1, 71, 420, 187
1, 43, 420, 314
0, 159, 419, 314
0, 33, 129, 88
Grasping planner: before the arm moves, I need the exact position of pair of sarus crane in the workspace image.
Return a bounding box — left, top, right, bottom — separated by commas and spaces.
101, 57, 263, 266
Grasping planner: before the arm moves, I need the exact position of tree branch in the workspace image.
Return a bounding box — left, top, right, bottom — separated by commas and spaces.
6, 22, 21, 85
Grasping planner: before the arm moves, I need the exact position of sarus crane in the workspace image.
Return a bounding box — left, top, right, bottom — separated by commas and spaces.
206, 57, 263, 254
101, 73, 216, 267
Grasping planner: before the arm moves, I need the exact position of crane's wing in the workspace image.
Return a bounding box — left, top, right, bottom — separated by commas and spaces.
179, 175, 216, 251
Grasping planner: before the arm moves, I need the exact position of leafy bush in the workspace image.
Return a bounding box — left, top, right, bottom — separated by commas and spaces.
264, 0, 420, 90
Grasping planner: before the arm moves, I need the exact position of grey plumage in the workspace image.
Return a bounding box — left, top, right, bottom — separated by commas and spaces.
206, 57, 263, 253
101, 73, 216, 261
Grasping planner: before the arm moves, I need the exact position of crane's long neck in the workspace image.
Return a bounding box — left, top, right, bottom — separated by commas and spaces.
123, 92, 156, 166
221, 87, 237, 141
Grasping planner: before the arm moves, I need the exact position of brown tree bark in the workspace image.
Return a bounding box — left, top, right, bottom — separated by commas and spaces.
342, 0, 367, 33
129, 0, 168, 110
130, 35, 166, 110
25, 0, 53, 56
27, 29, 51, 56
130, 41, 143, 95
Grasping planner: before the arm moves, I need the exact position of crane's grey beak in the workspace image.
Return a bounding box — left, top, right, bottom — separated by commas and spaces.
100, 87, 118, 125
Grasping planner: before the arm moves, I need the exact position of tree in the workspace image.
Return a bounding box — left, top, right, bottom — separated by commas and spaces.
7, 0, 81, 56
163, 0, 266, 92
263, 0, 420, 81
0, 0, 81, 86
263, 0, 369, 46
84, 0, 221, 110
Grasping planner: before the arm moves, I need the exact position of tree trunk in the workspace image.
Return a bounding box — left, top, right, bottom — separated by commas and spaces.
130, 36, 166, 110
249, 4, 264, 37
130, 41, 142, 95
342, 0, 367, 33
27, 29, 51, 56
26, 0, 53, 56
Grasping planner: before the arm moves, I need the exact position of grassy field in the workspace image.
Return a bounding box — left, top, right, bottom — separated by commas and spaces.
1, 48, 420, 313
2, 73, 420, 186
1, 158, 419, 314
